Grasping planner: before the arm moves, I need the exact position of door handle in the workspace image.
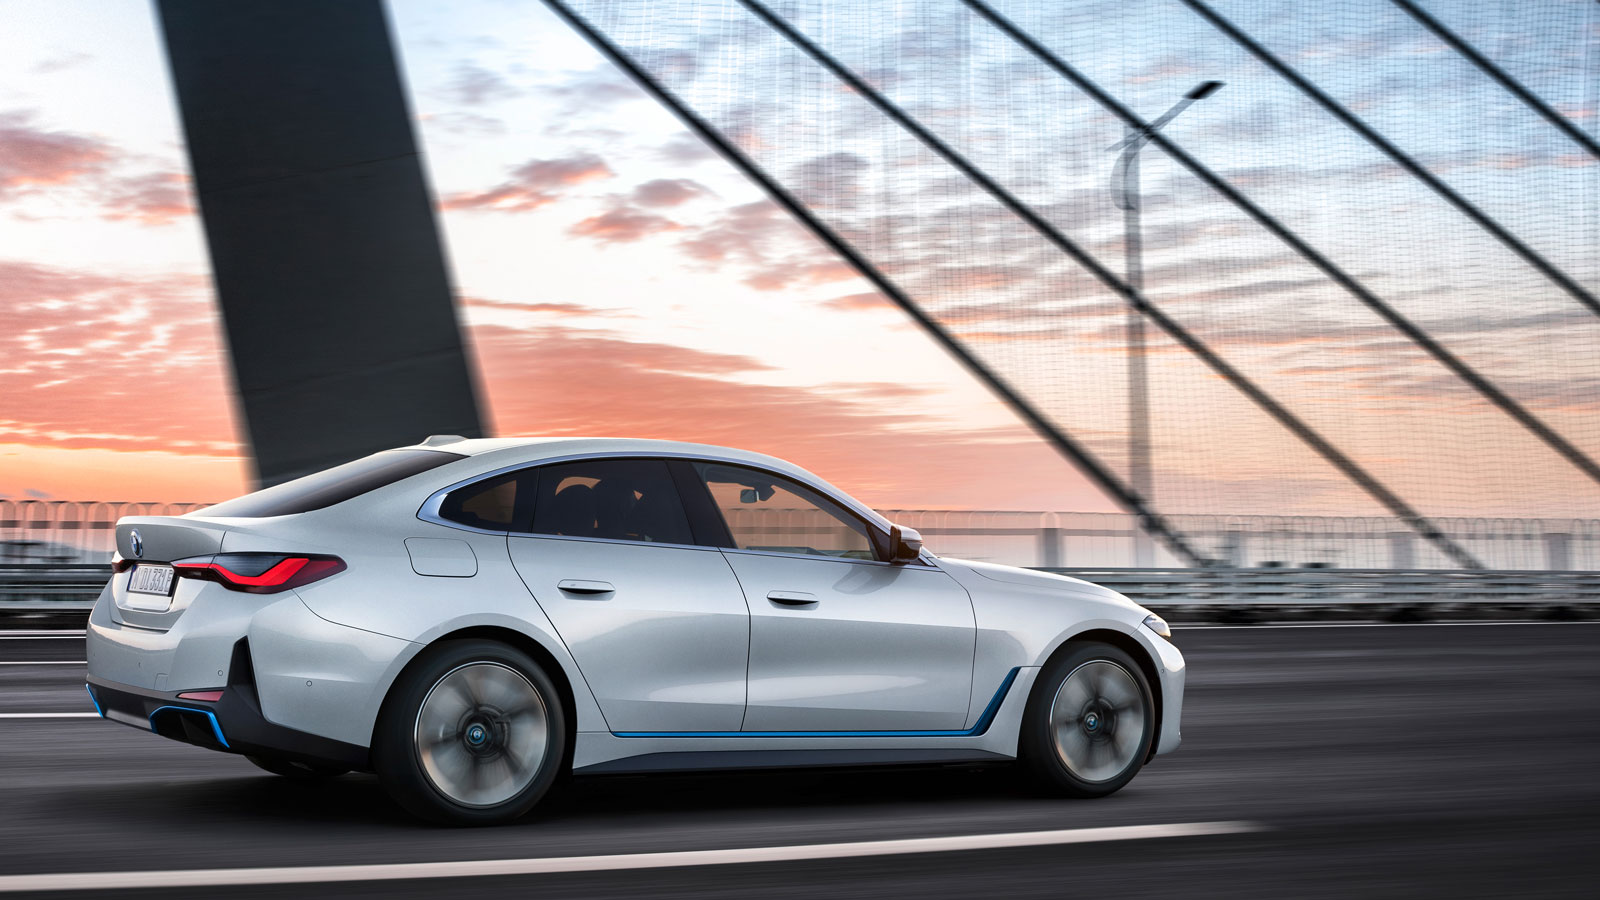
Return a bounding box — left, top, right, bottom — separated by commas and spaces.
767, 590, 818, 607
558, 579, 615, 596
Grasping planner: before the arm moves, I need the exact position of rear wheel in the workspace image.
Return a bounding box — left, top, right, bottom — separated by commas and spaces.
245, 755, 348, 779
373, 639, 567, 825
1020, 642, 1154, 797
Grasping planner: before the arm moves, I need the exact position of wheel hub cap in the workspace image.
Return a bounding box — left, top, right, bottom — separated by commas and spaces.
1047, 660, 1146, 783
414, 662, 550, 808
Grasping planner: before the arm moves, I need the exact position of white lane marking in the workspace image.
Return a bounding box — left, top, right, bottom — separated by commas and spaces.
0, 712, 99, 719
0, 633, 85, 639
0, 661, 86, 665
0, 821, 1259, 892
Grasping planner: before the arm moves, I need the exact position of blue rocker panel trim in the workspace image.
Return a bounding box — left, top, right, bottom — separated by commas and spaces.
613, 667, 1021, 738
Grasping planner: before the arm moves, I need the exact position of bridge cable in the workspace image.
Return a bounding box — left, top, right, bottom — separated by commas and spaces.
732, 0, 1483, 568
537, 0, 1212, 567
961, 0, 1600, 492
1389, 0, 1600, 162
1177, 0, 1600, 319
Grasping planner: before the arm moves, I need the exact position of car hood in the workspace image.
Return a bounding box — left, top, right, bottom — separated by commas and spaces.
936, 557, 1140, 608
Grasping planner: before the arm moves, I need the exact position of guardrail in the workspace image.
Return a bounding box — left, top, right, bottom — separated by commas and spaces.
0, 565, 111, 605
1041, 567, 1600, 607
6, 564, 1598, 617
4, 500, 1599, 571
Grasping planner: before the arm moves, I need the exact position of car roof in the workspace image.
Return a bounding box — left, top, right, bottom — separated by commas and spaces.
404, 436, 785, 467
400, 436, 891, 529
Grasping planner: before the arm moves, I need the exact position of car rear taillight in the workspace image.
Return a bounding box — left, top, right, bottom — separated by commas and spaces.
172, 553, 345, 594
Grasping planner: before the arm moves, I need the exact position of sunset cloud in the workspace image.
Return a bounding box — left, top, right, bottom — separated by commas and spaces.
441, 152, 613, 212
466, 322, 1099, 510
460, 297, 627, 317
539, 65, 640, 113
657, 131, 717, 165
568, 204, 683, 243
630, 177, 710, 207
822, 291, 889, 312
98, 171, 193, 226
0, 110, 114, 200
443, 62, 518, 106
672, 198, 860, 290
0, 260, 238, 455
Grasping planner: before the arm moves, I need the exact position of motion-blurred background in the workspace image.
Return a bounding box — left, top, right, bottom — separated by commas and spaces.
1, 5, 1598, 898
4, 0, 1600, 580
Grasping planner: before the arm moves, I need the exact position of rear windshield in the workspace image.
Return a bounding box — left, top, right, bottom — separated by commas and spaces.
195, 449, 464, 518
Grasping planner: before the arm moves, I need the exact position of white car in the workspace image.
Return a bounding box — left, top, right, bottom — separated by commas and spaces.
86, 437, 1184, 824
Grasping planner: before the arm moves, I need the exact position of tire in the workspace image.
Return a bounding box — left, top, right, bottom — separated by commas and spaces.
245, 755, 348, 779
1020, 642, 1155, 798
372, 639, 568, 825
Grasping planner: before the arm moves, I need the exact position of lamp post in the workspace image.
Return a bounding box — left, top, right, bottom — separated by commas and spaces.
1110, 80, 1222, 567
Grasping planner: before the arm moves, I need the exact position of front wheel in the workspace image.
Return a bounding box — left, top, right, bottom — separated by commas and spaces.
373, 639, 567, 825
1020, 642, 1155, 797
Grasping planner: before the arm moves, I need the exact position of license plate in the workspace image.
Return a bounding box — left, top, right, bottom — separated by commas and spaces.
127, 564, 175, 596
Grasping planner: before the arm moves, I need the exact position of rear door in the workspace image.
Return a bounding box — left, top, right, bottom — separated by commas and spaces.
686, 461, 976, 733
503, 458, 750, 734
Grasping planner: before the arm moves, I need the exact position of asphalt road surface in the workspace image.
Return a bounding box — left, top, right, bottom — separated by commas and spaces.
1, 623, 1595, 898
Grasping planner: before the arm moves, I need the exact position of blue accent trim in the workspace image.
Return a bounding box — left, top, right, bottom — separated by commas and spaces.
84, 684, 103, 718
613, 667, 1021, 739
148, 705, 230, 749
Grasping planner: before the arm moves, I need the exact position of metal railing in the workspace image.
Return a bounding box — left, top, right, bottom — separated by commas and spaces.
880, 510, 1600, 571
3, 500, 1598, 571
1043, 567, 1600, 608
4, 563, 1597, 612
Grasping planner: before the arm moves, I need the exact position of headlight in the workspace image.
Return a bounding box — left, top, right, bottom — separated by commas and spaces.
1142, 613, 1172, 639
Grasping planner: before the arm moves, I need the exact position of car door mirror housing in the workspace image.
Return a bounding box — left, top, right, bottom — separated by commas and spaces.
889, 525, 923, 564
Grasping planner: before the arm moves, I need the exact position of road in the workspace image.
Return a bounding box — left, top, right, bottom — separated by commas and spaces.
1, 624, 1595, 898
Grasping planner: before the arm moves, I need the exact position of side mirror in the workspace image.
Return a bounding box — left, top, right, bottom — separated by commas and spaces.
888, 525, 923, 564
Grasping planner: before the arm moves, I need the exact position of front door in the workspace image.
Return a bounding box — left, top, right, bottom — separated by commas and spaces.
689, 462, 976, 733
506, 458, 749, 733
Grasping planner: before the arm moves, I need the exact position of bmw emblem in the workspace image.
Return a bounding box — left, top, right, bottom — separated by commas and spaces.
129, 529, 144, 559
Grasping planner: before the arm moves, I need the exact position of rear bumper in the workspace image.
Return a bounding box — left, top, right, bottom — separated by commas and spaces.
86, 639, 369, 772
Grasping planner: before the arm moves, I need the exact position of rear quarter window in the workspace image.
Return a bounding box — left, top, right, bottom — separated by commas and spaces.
196, 449, 464, 518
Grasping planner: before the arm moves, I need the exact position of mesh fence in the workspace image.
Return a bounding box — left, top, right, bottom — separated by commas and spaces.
551, 0, 1600, 564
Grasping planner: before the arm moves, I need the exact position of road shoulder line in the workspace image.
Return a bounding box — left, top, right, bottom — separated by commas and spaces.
0, 821, 1261, 892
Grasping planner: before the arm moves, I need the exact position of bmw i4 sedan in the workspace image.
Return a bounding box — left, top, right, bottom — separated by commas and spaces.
86, 437, 1184, 824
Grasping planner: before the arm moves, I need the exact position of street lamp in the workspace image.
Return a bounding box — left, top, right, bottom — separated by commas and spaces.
1109, 80, 1223, 567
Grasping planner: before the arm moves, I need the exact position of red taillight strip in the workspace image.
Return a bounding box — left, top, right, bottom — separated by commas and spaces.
172, 555, 345, 594
178, 557, 309, 587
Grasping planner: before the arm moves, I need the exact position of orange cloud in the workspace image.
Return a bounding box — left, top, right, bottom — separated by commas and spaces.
631, 178, 710, 207
568, 205, 683, 243
0, 111, 114, 198
466, 322, 1104, 510
0, 261, 238, 455
441, 152, 613, 212
98, 172, 193, 225
822, 291, 889, 312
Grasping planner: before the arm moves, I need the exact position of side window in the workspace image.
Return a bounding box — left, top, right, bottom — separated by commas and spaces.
528, 459, 695, 546
437, 469, 533, 531
693, 463, 879, 561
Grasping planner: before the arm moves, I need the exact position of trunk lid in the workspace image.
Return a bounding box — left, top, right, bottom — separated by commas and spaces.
110, 516, 232, 630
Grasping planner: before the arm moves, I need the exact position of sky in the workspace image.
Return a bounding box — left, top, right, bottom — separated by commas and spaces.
1, 0, 1597, 522
0, 0, 1111, 512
